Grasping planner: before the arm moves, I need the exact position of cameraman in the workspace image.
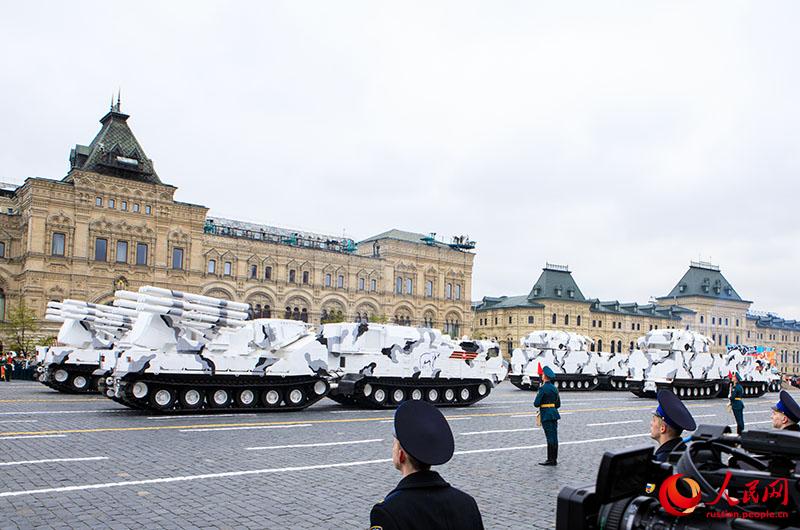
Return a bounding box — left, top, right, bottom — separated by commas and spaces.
771, 390, 800, 432
650, 390, 696, 463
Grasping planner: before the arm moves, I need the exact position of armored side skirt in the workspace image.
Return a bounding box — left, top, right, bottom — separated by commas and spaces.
509, 374, 600, 392
628, 379, 770, 400
329, 374, 493, 409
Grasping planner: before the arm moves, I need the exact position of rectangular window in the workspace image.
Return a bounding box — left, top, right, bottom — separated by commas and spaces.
302, 271, 309, 284
592, 320, 596, 328
133, 203, 140, 213
598, 320, 602, 328
108, 198, 115, 209
508, 316, 512, 324
172, 247, 184, 270
94, 238, 107, 261
396, 277, 403, 294
136, 243, 148, 265
528, 316, 534, 324
51, 232, 67, 256
325, 273, 332, 287
208, 259, 216, 274
250, 264, 257, 279
0, 241, 5, 258
121, 201, 128, 211
455, 284, 461, 300
95, 197, 102, 206
289, 269, 296, 283
264, 266, 272, 280
405, 278, 413, 295
338, 275, 344, 288
145, 205, 151, 215
712, 317, 716, 325
116, 241, 128, 263
425, 281, 433, 297
370, 279, 377, 291
445, 283, 452, 299
359, 278, 365, 290
224, 261, 232, 275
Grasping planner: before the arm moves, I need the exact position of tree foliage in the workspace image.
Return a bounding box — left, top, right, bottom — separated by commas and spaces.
1, 300, 40, 356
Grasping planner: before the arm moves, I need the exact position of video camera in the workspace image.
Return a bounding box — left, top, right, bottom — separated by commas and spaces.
557, 425, 800, 529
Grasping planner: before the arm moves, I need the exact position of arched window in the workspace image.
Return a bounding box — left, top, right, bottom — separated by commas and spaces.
629, 341, 634, 351
0, 289, 5, 321
325, 273, 332, 287
551, 313, 557, 325
590, 342, 595, 352
302, 271, 309, 284
610, 341, 615, 353
617, 340, 622, 353
292, 307, 300, 320
289, 269, 296, 283
597, 339, 603, 352
301, 308, 308, 322
264, 305, 271, 318
253, 303, 262, 318
506, 339, 513, 355
207, 259, 216, 274
576, 315, 581, 326
700, 315, 704, 324
445, 283, 452, 299
285, 306, 292, 319
564, 314, 569, 326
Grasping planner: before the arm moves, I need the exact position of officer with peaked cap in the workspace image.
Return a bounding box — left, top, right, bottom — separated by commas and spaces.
534, 365, 561, 466
369, 400, 484, 530
771, 390, 800, 432
729, 372, 745, 434
650, 389, 697, 463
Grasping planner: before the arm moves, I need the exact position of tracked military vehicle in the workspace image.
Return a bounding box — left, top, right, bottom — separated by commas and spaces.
107, 286, 332, 413
625, 329, 769, 400
321, 323, 505, 409
595, 351, 631, 390
724, 345, 779, 396
509, 330, 600, 391
37, 300, 135, 393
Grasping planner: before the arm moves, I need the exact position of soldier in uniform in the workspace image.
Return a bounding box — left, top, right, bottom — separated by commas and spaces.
650, 389, 696, 463
729, 372, 745, 434
771, 390, 800, 432
369, 400, 484, 530
534, 365, 560, 466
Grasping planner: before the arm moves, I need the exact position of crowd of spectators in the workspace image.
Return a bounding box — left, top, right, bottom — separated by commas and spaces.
0, 352, 38, 381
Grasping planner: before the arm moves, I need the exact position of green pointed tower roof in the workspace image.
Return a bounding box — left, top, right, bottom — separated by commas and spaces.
527, 263, 586, 302
67, 97, 161, 184
658, 261, 750, 303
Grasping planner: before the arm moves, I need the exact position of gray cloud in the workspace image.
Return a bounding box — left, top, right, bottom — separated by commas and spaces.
1, 1, 798, 316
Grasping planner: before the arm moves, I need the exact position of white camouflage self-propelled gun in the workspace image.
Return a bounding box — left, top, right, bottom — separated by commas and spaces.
107, 286, 332, 413
595, 351, 632, 390
36, 300, 135, 393
321, 322, 506, 409
509, 330, 601, 391
627, 329, 733, 400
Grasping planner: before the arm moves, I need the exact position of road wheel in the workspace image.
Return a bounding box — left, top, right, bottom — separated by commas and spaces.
236, 389, 257, 408
427, 388, 439, 402
287, 388, 306, 406
373, 388, 386, 404
392, 388, 405, 403
54, 369, 69, 383
179, 388, 204, 409
149, 388, 175, 411
209, 389, 231, 408
71, 375, 89, 391
262, 389, 281, 407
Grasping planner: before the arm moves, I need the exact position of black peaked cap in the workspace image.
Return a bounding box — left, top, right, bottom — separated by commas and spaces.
394, 400, 454, 466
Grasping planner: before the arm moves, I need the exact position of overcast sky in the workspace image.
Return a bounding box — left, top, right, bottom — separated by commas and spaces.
1, 1, 798, 316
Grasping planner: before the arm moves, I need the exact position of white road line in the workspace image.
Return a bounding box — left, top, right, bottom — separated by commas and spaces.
0, 435, 67, 441
379, 420, 393, 423
246, 439, 382, 451
587, 420, 642, 427
738, 420, 772, 426
485, 400, 535, 405
744, 410, 771, 415
693, 414, 718, 418
459, 428, 538, 436
510, 414, 534, 418
0, 410, 124, 416
0, 420, 38, 424
328, 410, 390, 415
443, 417, 472, 421
180, 424, 312, 433
0, 433, 651, 498
0, 456, 108, 467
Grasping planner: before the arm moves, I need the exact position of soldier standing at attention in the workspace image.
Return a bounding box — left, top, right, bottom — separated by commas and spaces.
729, 372, 745, 434
771, 390, 800, 432
534, 365, 560, 466
369, 400, 484, 530
651, 389, 696, 463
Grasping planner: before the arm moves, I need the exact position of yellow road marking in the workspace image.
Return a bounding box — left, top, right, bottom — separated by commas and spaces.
0, 403, 713, 437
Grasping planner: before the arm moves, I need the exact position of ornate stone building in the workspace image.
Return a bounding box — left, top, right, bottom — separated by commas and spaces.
0, 103, 475, 337
473, 262, 800, 375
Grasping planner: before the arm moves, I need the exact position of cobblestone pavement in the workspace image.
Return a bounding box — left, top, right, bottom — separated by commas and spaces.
0, 380, 793, 529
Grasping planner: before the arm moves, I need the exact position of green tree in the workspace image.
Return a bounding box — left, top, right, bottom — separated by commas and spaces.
368, 314, 389, 324
321, 310, 346, 324
1, 300, 39, 356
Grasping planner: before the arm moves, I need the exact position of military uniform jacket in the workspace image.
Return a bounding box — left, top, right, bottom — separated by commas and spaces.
369, 470, 484, 530
653, 437, 682, 463
534, 381, 561, 422
785, 423, 800, 432
730, 384, 744, 411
